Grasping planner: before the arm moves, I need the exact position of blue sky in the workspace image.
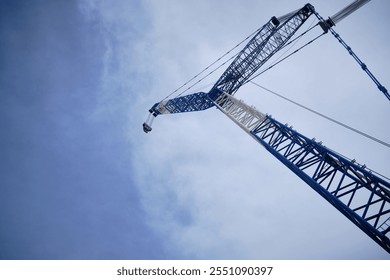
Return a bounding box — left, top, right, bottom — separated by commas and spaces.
1, 0, 389, 259
0, 0, 168, 259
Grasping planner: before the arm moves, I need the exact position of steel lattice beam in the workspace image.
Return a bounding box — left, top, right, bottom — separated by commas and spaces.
214, 93, 390, 253
150, 91, 214, 116
145, 2, 390, 253
209, 4, 315, 98
150, 4, 316, 117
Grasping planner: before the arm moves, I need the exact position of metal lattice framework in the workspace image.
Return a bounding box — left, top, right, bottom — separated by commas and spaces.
145, 2, 390, 253
150, 4, 315, 117
151, 91, 213, 115
214, 93, 390, 253
210, 4, 314, 97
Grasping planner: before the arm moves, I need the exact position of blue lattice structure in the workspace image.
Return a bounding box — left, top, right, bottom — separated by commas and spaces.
144, 2, 390, 253
213, 93, 390, 253
150, 4, 315, 117
252, 116, 390, 252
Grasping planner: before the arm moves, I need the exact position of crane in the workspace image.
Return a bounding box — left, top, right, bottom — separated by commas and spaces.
143, 1, 390, 253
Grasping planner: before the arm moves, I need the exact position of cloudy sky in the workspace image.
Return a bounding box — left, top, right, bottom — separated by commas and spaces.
1, 0, 389, 259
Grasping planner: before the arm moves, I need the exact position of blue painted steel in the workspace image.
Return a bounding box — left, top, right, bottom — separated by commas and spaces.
210, 4, 315, 97
250, 115, 390, 253
145, 3, 390, 252
150, 92, 214, 116
149, 4, 315, 117
315, 12, 390, 101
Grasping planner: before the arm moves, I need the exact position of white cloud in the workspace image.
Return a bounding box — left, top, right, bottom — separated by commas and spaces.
82, 0, 390, 259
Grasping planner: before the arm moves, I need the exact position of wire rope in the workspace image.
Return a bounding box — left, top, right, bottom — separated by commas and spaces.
161, 18, 321, 101
249, 81, 390, 149
260, 20, 318, 75
159, 26, 263, 102
247, 30, 325, 83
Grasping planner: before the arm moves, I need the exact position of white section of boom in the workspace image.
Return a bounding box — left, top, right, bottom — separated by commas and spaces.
156, 100, 171, 114
213, 93, 267, 135
330, 0, 371, 25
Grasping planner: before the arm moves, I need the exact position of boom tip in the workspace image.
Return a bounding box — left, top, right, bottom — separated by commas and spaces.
143, 123, 152, 133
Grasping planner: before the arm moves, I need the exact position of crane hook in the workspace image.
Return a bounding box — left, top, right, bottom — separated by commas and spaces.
143, 112, 154, 133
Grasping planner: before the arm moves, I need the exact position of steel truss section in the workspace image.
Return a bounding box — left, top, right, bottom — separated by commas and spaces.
150, 92, 214, 116
214, 93, 390, 253
214, 93, 267, 133
210, 4, 315, 97
150, 4, 316, 117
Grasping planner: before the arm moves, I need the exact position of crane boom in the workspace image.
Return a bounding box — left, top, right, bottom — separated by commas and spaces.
214, 93, 390, 253
209, 4, 314, 98
143, 2, 390, 253
146, 4, 315, 120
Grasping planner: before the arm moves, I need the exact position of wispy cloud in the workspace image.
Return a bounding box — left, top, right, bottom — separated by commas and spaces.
82, 0, 390, 259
